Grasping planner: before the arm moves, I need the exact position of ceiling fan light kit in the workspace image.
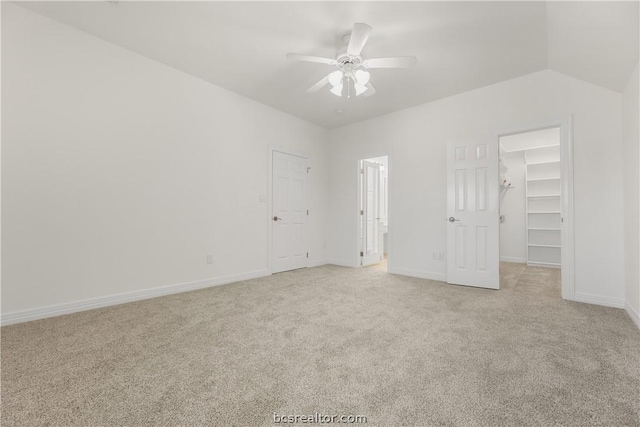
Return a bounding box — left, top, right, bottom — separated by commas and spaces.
287, 23, 417, 99
326, 69, 370, 98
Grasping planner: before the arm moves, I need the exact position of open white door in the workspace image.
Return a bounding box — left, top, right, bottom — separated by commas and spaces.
272, 151, 308, 273
361, 160, 382, 266
446, 140, 500, 289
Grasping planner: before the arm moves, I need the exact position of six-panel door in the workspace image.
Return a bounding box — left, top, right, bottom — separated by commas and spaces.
272, 151, 308, 273
446, 140, 500, 289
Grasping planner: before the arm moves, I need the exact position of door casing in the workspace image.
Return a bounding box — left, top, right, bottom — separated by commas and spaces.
494, 116, 575, 300
360, 160, 383, 266
355, 154, 392, 269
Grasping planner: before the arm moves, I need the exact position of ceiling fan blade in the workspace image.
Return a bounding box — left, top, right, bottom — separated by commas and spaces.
347, 23, 372, 56
286, 53, 336, 65
363, 56, 417, 69
307, 74, 331, 93
363, 82, 376, 97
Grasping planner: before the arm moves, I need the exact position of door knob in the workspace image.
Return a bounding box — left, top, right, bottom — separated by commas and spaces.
273, 216, 282, 221
448, 217, 460, 223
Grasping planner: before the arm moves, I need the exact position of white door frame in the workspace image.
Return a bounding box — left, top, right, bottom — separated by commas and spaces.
355, 154, 392, 269
361, 160, 382, 266
494, 116, 575, 300
268, 148, 310, 274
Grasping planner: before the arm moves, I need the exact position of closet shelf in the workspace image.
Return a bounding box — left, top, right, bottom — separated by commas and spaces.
527, 177, 561, 182
521, 144, 562, 268
526, 160, 561, 166
528, 227, 561, 231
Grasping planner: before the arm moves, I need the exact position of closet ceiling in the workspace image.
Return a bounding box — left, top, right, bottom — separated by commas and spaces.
500, 128, 560, 152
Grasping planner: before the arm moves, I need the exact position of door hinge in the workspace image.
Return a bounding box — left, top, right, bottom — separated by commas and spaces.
306, 252, 309, 258
360, 169, 364, 174
307, 167, 311, 173
307, 209, 309, 215
360, 210, 364, 215
360, 251, 364, 257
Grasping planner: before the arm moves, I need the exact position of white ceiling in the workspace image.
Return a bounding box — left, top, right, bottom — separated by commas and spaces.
500, 127, 560, 153
547, 1, 639, 93
13, 1, 639, 129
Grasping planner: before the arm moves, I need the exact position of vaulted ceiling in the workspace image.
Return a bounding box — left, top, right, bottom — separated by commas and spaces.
14, 1, 640, 128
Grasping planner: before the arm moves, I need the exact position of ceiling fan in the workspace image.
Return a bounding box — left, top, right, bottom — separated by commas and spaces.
286, 23, 417, 98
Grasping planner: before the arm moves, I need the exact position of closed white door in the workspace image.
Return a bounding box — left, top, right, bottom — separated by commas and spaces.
272, 151, 308, 273
446, 140, 500, 289
361, 160, 382, 266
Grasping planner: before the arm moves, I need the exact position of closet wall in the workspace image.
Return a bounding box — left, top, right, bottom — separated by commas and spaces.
499, 151, 527, 263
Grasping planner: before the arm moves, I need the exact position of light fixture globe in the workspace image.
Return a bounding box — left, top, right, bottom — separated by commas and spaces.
355, 70, 370, 86
354, 83, 368, 96
328, 70, 343, 88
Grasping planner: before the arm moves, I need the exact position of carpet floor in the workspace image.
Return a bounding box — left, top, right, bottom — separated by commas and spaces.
2, 263, 639, 426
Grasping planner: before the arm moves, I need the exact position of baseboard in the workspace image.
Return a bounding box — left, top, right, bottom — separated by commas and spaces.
570, 292, 625, 309
1, 269, 270, 326
500, 256, 526, 264
387, 267, 447, 283
328, 259, 358, 268
308, 260, 329, 268
527, 261, 561, 269
624, 301, 640, 329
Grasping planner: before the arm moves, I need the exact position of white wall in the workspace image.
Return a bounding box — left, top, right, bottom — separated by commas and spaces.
622, 62, 640, 327
2, 3, 634, 322
499, 151, 526, 264
1, 4, 330, 318
329, 70, 625, 306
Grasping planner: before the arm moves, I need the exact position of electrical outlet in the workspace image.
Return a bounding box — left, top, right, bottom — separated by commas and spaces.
206, 254, 213, 264
438, 251, 445, 261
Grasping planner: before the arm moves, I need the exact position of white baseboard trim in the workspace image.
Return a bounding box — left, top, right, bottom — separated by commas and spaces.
570, 292, 625, 309
308, 260, 329, 268
500, 256, 526, 264
1, 269, 271, 326
328, 259, 358, 268
528, 261, 561, 269
624, 301, 640, 329
387, 267, 447, 283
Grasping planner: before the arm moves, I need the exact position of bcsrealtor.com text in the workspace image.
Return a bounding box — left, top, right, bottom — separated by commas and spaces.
273, 412, 367, 424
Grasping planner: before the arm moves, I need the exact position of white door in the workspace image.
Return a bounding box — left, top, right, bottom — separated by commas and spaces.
361, 160, 382, 266
272, 151, 308, 273
446, 140, 500, 289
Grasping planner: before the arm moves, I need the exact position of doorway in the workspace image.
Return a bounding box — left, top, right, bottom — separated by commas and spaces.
358, 156, 389, 270
496, 120, 574, 300
445, 117, 574, 298
500, 128, 561, 268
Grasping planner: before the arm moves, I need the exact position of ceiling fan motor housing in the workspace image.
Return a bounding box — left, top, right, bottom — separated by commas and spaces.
336, 54, 363, 73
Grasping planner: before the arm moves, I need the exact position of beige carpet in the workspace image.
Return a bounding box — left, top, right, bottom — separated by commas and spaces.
2, 263, 639, 426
